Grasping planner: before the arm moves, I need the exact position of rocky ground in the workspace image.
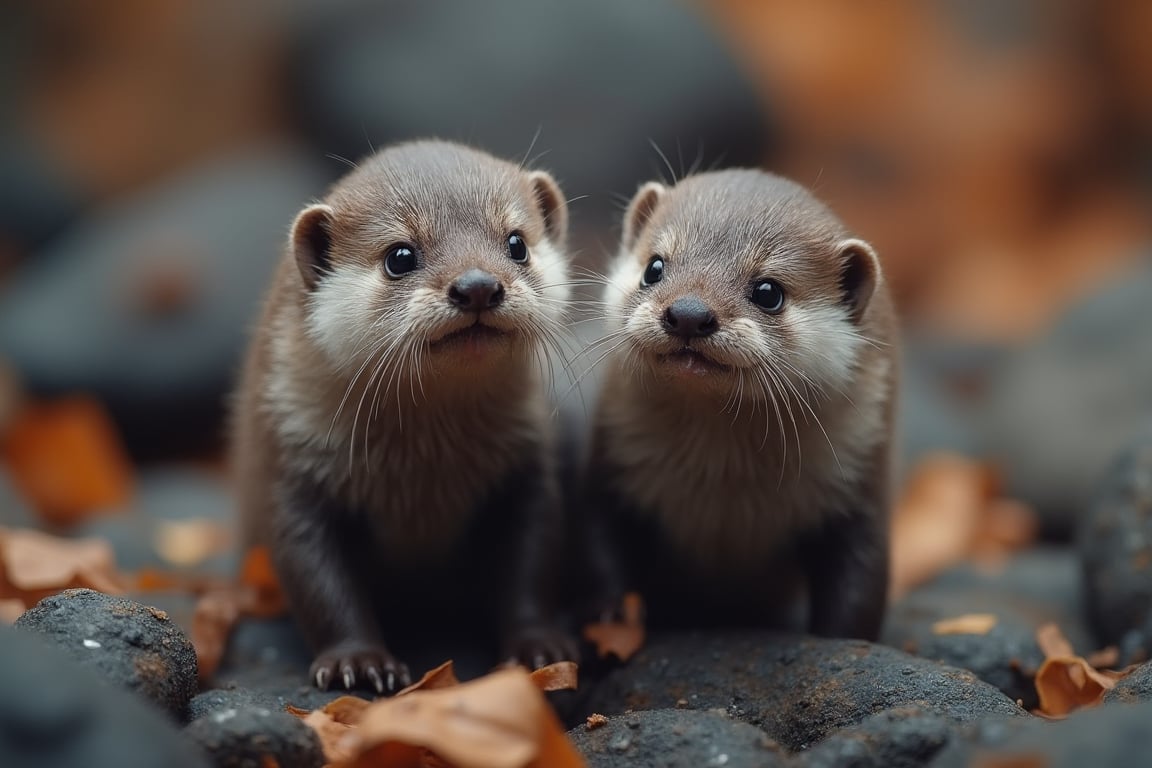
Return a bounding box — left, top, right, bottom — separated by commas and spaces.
3, 437, 1152, 767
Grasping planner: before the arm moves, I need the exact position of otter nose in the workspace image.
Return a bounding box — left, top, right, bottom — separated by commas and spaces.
662, 295, 718, 339
448, 269, 505, 310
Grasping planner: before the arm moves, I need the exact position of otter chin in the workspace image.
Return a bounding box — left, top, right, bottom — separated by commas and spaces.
231, 140, 579, 697
578, 168, 899, 641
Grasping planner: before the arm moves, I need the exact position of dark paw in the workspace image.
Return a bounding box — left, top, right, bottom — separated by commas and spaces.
310, 641, 411, 695
505, 626, 580, 670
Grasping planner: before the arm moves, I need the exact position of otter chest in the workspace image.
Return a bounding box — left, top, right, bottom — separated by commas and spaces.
602, 414, 849, 571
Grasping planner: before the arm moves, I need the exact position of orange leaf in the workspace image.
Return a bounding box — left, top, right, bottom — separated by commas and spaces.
1035, 623, 1075, 659
344, 668, 586, 768
0, 397, 133, 525
0, 598, 24, 623
0, 527, 127, 606
527, 661, 578, 692
1032, 623, 1138, 716
191, 589, 243, 683
153, 518, 232, 568
240, 546, 286, 617
396, 661, 461, 696
299, 706, 360, 764
1034, 656, 1118, 716
888, 453, 1036, 600
582, 592, 645, 662
584, 714, 608, 731
932, 613, 998, 635
1086, 646, 1120, 668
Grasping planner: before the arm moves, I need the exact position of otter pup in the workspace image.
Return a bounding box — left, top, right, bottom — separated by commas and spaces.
580, 169, 898, 640
231, 141, 578, 693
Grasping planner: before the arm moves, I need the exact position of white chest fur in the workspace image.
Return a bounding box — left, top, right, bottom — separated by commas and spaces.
599, 382, 881, 573
265, 339, 545, 563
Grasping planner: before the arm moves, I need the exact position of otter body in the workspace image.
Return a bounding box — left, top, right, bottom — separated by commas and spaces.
581, 169, 898, 639
232, 141, 577, 692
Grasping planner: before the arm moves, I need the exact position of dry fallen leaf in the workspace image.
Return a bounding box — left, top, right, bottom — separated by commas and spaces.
582, 592, 645, 662
240, 546, 286, 617
0, 597, 25, 623
0, 396, 133, 525
397, 661, 461, 696
299, 705, 361, 764
932, 613, 998, 635
527, 661, 578, 692
1086, 646, 1120, 668
1035, 622, 1075, 659
889, 453, 1037, 599
191, 588, 243, 683
1032, 623, 1136, 717
0, 527, 127, 607
344, 668, 585, 768
153, 518, 232, 567
584, 714, 608, 731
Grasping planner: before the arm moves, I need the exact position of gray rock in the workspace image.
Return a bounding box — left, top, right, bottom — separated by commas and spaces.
583, 631, 1027, 751
569, 709, 788, 768
1080, 437, 1152, 658
1103, 659, 1152, 705
15, 588, 198, 720
189, 687, 284, 722
0, 624, 209, 768
184, 707, 324, 768
931, 701, 1152, 767
793, 707, 960, 768
883, 580, 1083, 708
919, 547, 1086, 620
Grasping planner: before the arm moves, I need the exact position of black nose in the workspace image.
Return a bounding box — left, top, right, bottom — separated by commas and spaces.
447, 269, 505, 310
662, 295, 718, 338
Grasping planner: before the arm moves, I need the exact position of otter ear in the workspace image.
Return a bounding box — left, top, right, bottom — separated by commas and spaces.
623, 182, 666, 251
837, 238, 881, 323
526, 170, 568, 245
291, 204, 334, 290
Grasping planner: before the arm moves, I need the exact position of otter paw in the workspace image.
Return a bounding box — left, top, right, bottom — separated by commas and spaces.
505, 626, 579, 670
310, 642, 411, 695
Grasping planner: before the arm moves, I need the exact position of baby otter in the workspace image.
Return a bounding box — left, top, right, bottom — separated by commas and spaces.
231, 141, 578, 693
580, 169, 898, 639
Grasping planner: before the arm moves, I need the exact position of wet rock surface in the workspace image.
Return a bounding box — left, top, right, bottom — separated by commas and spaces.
930, 701, 1152, 767
792, 707, 960, 768
184, 707, 324, 768
583, 630, 1027, 750
1080, 437, 1152, 660
14, 588, 198, 720
0, 625, 209, 768
569, 708, 789, 768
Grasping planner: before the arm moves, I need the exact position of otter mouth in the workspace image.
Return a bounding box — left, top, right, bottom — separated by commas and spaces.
657, 347, 731, 375
430, 319, 511, 348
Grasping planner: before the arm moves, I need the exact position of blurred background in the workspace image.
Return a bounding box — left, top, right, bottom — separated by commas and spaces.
0, 0, 1150, 565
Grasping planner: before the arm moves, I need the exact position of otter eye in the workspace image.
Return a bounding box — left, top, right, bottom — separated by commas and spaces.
383, 244, 418, 278
750, 280, 785, 313
641, 257, 664, 287
507, 232, 529, 263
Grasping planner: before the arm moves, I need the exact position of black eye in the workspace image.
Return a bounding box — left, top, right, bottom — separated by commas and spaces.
384, 244, 418, 278
641, 257, 664, 287
750, 279, 785, 313
507, 232, 529, 263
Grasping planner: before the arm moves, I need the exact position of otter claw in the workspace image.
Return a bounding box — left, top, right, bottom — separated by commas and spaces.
315, 668, 331, 690
366, 666, 384, 695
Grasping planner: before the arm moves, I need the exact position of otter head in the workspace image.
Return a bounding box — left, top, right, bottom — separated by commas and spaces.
291, 141, 570, 386
604, 169, 882, 402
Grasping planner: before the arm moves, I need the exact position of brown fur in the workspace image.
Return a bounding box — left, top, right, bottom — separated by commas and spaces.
231, 141, 575, 692
581, 169, 899, 639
